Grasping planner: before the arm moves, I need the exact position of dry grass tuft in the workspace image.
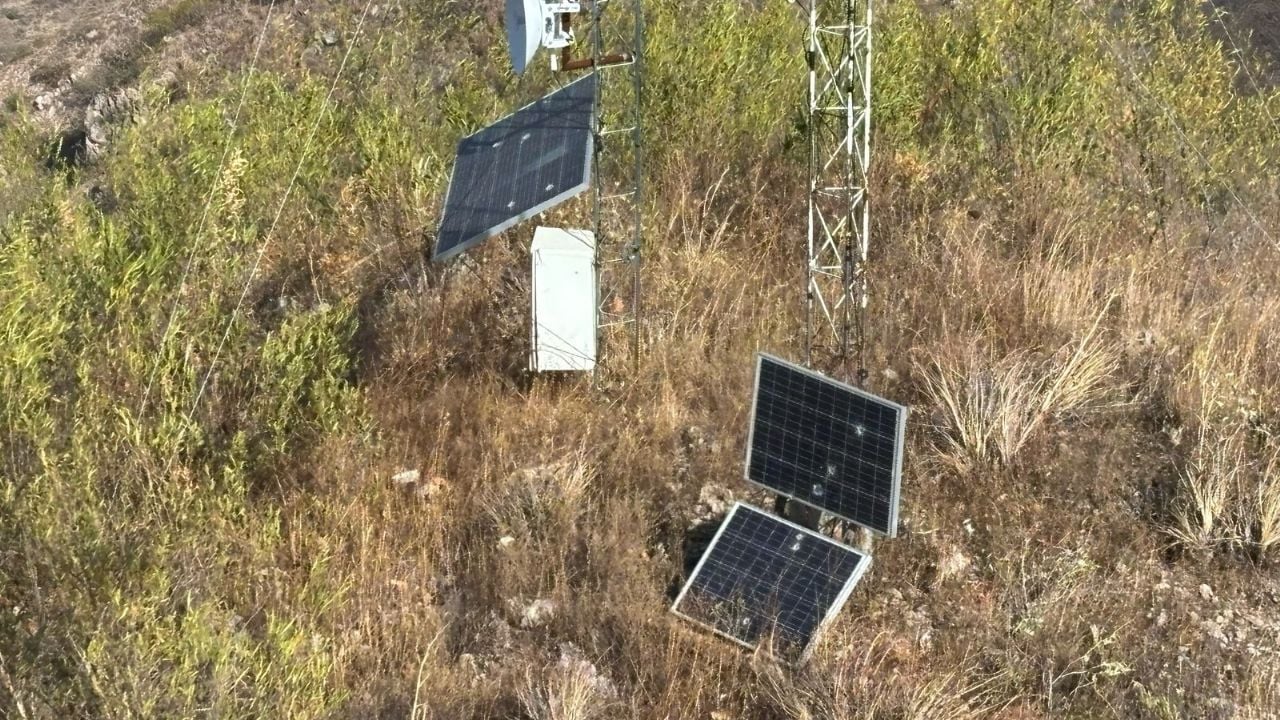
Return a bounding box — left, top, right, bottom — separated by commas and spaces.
917, 307, 1119, 469
761, 638, 1001, 719
518, 653, 618, 720
482, 450, 595, 535
1169, 426, 1246, 549
1255, 448, 1280, 555
1169, 436, 1280, 558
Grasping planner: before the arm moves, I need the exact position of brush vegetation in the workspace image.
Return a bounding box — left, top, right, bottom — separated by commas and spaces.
2, 0, 1279, 718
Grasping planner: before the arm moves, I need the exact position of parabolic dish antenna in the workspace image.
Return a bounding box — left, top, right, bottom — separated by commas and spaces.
506, 0, 543, 75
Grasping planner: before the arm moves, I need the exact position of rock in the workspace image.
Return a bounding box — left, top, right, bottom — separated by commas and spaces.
934, 547, 971, 585
33, 94, 53, 111
320, 30, 340, 46
415, 477, 448, 500
83, 87, 139, 161
86, 183, 118, 213
391, 469, 449, 501
681, 425, 707, 448
1199, 583, 1215, 602
85, 29, 100, 41
555, 643, 618, 700
521, 598, 557, 628
690, 483, 734, 528
391, 468, 421, 486
882, 367, 900, 382
498, 535, 515, 549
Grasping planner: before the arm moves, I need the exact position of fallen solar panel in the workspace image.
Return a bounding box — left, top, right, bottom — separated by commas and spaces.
746, 353, 908, 537
433, 72, 597, 261
671, 502, 871, 663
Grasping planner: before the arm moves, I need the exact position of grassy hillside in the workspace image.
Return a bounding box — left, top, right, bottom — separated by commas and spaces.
1, 0, 1278, 718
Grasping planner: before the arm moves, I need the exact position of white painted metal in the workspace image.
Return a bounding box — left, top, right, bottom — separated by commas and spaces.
531, 227, 598, 372
806, 0, 872, 368
506, 0, 543, 75
541, 2, 581, 50
505, 0, 581, 75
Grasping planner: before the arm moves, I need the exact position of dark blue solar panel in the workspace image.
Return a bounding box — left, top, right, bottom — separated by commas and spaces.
433, 73, 597, 261
671, 503, 869, 661
746, 353, 907, 537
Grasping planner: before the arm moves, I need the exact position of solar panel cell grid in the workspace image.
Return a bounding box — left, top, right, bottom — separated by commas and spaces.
746, 354, 907, 536
434, 73, 597, 261
672, 503, 870, 661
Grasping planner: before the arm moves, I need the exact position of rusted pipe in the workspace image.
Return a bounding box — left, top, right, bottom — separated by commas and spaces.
559, 52, 633, 71
561, 13, 573, 69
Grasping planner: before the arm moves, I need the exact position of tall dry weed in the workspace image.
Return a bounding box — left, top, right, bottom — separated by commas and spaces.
1165, 426, 1280, 559
1240, 661, 1280, 720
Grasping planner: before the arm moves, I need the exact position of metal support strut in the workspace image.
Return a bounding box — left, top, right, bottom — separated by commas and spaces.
804, 0, 872, 383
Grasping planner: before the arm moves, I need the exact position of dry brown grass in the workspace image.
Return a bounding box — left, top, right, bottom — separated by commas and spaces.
4, 1, 1280, 719
917, 305, 1119, 470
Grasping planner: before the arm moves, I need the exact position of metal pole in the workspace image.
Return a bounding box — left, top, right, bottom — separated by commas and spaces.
804, 0, 818, 366
590, 1, 604, 373
859, 0, 873, 385
631, 0, 644, 370
844, 0, 857, 378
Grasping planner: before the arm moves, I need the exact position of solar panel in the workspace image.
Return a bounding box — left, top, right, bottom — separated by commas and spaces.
433, 73, 597, 261
671, 502, 870, 662
745, 353, 907, 537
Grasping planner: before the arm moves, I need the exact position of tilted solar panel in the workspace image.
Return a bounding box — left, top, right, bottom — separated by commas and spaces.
671, 502, 870, 663
746, 353, 908, 537
433, 73, 597, 261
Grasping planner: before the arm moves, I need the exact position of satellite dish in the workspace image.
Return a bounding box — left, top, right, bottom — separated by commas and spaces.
507, 1, 581, 74
506, 0, 544, 75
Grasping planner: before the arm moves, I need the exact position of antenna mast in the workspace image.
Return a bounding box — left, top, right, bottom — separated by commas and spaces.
804, 0, 872, 382
585, 0, 645, 371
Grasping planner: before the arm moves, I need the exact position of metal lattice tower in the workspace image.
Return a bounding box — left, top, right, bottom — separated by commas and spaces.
585, 0, 645, 370
805, 0, 871, 378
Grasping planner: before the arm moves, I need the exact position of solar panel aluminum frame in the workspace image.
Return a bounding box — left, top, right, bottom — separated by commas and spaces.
669, 502, 872, 666
744, 352, 909, 538
432, 74, 596, 262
